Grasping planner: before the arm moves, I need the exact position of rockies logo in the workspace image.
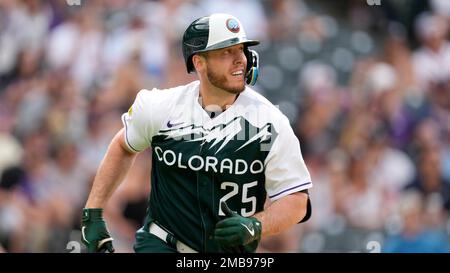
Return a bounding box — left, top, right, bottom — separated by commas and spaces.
226, 18, 240, 33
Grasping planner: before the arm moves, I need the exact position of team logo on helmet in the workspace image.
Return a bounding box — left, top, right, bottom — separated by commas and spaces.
226, 18, 240, 33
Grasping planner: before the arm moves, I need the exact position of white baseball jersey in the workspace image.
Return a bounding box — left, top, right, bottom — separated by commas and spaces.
121, 80, 312, 252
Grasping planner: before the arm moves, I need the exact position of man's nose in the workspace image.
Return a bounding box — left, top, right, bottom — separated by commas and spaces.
234, 52, 245, 65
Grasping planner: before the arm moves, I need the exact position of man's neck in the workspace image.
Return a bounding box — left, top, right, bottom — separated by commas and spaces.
199, 82, 239, 110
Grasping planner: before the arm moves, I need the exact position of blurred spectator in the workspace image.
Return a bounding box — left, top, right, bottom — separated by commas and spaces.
337, 151, 386, 230
363, 63, 416, 149
365, 126, 416, 214
405, 146, 450, 212
47, 141, 89, 215
265, 0, 309, 41
0, 0, 50, 82
430, 0, 450, 19
200, 0, 268, 41
0, 106, 23, 175
0, 166, 28, 252
295, 61, 345, 158
383, 190, 450, 253
407, 118, 442, 162
304, 148, 348, 231
101, 50, 153, 112
46, 7, 103, 93
413, 12, 450, 92
78, 97, 121, 176
382, 24, 419, 98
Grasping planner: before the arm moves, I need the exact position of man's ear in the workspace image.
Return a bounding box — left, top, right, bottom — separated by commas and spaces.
192, 54, 206, 73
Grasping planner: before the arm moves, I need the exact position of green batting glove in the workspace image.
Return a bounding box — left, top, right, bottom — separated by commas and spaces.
81, 208, 115, 253
214, 202, 262, 251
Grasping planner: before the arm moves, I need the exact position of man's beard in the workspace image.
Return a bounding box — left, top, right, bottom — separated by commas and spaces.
206, 66, 245, 94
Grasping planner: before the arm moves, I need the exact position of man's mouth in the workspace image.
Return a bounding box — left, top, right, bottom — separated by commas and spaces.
231, 70, 244, 77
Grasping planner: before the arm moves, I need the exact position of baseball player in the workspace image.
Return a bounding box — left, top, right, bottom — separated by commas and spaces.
81, 13, 312, 253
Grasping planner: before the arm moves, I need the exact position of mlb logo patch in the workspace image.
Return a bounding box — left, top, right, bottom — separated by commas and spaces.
226, 18, 240, 33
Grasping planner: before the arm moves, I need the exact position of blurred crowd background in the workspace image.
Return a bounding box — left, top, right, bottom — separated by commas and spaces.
1, 0, 450, 253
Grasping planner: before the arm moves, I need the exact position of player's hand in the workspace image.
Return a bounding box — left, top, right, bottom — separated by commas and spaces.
213, 202, 262, 250
81, 208, 115, 253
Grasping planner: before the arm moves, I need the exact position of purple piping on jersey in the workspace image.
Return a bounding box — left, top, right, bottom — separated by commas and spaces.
269, 182, 312, 199
122, 115, 140, 152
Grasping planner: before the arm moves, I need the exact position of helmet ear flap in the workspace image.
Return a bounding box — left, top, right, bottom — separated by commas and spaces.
245, 49, 259, 86
186, 57, 195, 73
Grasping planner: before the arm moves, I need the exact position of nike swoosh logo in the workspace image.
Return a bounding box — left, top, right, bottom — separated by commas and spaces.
241, 223, 255, 236
167, 120, 184, 128
81, 226, 90, 244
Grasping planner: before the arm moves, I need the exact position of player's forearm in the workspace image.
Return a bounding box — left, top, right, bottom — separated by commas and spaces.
253, 191, 308, 237
85, 129, 137, 208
